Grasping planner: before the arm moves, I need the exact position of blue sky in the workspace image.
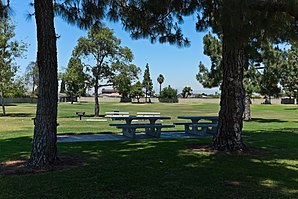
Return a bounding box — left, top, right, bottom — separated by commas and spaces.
11, 0, 218, 94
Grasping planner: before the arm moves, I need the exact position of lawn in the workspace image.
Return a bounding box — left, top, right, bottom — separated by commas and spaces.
0, 102, 297, 199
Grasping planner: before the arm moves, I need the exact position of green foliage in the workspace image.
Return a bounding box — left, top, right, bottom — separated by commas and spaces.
130, 81, 144, 102
159, 85, 178, 102
196, 33, 222, 88
73, 25, 134, 91
157, 74, 165, 94
142, 63, 153, 102
24, 61, 38, 97
111, 61, 141, 99
0, 17, 27, 114
60, 79, 66, 93
196, 33, 261, 96
63, 57, 86, 98
259, 43, 283, 99
280, 44, 298, 100
181, 86, 193, 98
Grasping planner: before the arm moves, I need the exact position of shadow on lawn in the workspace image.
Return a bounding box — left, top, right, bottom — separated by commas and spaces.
60, 135, 298, 198
1, 132, 298, 198
284, 107, 298, 110
1, 113, 34, 117
248, 118, 288, 123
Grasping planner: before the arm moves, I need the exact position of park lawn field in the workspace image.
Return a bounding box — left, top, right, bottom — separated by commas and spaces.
0, 102, 297, 199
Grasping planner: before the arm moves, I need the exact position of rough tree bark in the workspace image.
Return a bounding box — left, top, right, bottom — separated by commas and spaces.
28, 0, 58, 167
213, 35, 246, 151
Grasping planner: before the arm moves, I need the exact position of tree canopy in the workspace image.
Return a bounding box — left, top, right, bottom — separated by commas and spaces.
73, 25, 134, 116
0, 17, 27, 115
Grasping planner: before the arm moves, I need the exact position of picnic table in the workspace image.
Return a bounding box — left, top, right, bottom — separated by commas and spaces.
110, 116, 174, 138
174, 116, 219, 135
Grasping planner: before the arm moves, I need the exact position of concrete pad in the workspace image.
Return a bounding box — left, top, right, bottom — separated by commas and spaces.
57, 132, 212, 143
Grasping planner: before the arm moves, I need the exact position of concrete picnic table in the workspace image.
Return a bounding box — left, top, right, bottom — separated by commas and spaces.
175, 116, 219, 135
110, 116, 173, 138
112, 116, 171, 125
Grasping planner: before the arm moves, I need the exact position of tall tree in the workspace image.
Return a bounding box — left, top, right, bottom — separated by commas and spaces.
28, 0, 59, 167
63, 56, 86, 104
130, 81, 143, 103
259, 43, 283, 103
142, 63, 153, 103
24, 61, 39, 97
280, 44, 298, 102
157, 74, 164, 95
182, 86, 193, 98
196, 33, 261, 121
73, 26, 132, 116
26, 0, 114, 167
111, 60, 141, 102
0, 17, 26, 116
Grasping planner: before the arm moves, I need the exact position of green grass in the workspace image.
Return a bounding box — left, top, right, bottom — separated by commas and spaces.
0, 102, 297, 199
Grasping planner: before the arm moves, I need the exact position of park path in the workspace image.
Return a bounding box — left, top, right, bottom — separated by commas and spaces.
57, 132, 210, 142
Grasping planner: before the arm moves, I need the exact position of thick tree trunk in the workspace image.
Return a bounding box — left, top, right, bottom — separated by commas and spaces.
28, 0, 58, 168
213, 36, 246, 151
243, 93, 251, 121
94, 80, 100, 117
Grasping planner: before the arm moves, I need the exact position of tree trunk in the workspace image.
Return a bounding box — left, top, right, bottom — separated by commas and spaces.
28, 0, 58, 168
159, 84, 161, 95
94, 78, 100, 117
243, 93, 251, 121
213, 36, 246, 151
0, 91, 6, 116
70, 93, 74, 104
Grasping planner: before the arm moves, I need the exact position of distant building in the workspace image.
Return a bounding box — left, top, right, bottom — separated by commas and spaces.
100, 88, 121, 98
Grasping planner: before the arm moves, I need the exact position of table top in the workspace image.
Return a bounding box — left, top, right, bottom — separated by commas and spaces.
113, 116, 171, 120
177, 116, 218, 120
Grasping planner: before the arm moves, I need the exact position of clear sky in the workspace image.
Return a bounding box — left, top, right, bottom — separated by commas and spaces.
11, 0, 218, 94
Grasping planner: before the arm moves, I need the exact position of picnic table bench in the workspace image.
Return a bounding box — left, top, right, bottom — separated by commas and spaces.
174, 116, 219, 135
109, 116, 174, 138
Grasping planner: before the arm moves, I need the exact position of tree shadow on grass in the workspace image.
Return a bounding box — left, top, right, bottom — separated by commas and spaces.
1, 134, 298, 198
1, 113, 34, 117
248, 118, 288, 123
284, 107, 298, 110
2, 104, 17, 106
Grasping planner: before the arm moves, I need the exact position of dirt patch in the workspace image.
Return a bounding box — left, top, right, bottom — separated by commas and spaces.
0, 156, 86, 176
186, 143, 269, 156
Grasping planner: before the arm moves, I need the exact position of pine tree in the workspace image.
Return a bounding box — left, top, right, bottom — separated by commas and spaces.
142, 63, 153, 103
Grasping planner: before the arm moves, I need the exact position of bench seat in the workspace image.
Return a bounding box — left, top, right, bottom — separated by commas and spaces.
174, 122, 218, 135
109, 123, 175, 138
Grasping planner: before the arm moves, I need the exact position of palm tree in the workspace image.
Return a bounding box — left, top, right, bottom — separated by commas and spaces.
157, 74, 164, 95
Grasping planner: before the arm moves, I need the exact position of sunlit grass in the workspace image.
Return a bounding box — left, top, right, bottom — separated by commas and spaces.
0, 102, 297, 198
